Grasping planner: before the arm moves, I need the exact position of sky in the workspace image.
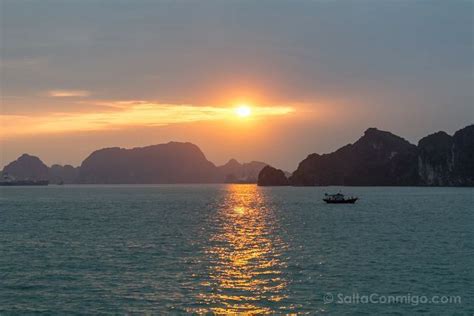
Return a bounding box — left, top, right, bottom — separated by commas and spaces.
1, 0, 473, 171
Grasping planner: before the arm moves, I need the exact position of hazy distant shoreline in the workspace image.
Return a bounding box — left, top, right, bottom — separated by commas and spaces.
2, 125, 473, 187
2, 184, 473, 188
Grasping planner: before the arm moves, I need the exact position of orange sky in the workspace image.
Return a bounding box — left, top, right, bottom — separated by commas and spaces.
2, 95, 453, 171
1, 1, 472, 170
0, 100, 294, 138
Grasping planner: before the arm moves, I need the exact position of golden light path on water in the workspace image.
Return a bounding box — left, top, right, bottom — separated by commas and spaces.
192, 184, 291, 314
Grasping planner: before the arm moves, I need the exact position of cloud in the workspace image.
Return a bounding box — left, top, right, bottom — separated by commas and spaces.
0, 100, 294, 138
47, 90, 91, 97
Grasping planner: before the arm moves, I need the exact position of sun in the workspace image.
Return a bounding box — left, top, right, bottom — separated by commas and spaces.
235, 104, 252, 117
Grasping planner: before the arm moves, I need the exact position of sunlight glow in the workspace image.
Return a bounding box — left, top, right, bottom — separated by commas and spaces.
0, 101, 295, 138
235, 104, 252, 118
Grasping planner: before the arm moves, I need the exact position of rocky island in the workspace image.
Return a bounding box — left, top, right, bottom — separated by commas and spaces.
2, 125, 472, 186
1, 142, 270, 184
257, 166, 289, 186
258, 125, 474, 187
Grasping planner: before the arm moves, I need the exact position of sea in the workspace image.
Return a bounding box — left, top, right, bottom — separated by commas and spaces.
0, 184, 472, 314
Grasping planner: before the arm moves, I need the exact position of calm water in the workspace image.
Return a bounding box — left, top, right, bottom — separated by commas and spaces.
0, 185, 473, 314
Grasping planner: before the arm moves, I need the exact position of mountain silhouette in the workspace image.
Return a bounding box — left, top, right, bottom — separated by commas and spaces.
78, 142, 218, 184
49, 164, 80, 184
418, 125, 474, 186
217, 159, 267, 183
258, 125, 473, 186
2, 154, 49, 180
3, 125, 473, 186
289, 127, 419, 186
257, 166, 289, 186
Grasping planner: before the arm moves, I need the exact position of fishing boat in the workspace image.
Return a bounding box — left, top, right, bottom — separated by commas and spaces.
323, 193, 358, 204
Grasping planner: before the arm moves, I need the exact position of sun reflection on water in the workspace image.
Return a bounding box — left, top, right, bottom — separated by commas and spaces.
193, 184, 289, 314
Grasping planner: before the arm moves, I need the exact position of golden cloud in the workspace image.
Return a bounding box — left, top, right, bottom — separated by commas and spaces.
0, 101, 294, 138
47, 90, 91, 97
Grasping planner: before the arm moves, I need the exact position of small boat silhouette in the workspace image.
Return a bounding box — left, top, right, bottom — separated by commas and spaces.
323, 193, 358, 204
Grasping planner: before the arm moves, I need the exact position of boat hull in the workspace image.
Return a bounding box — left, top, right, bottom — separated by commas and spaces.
0, 180, 49, 186
323, 198, 358, 204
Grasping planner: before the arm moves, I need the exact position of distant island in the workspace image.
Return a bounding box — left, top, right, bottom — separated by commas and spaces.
259, 124, 473, 187
1, 142, 269, 185
2, 124, 473, 186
